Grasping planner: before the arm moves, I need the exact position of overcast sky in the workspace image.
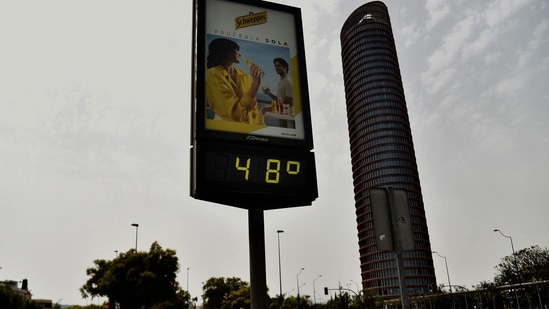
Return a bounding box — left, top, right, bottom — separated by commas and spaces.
1, 0, 548, 306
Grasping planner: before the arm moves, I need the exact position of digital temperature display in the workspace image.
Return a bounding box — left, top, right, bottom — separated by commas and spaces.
191, 140, 318, 209
206, 153, 305, 186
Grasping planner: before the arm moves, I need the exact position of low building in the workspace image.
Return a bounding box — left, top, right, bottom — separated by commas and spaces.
0, 279, 52, 308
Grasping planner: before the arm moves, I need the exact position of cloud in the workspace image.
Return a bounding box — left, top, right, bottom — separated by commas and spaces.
425, 0, 451, 30
484, 0, 532, 28
517, 18, 549, 70
421, 13, 478, 94
492, 73, 528, 97
401, 22, 423, 48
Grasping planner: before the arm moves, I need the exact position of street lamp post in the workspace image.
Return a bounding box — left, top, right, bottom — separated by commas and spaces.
494, 229, 522, 309
350, 279, 360, 294
131, 223, 139, 251
433, 251, 454, 309
187, 267, 190, 305
313, 275, 322, 306
277, 230, 284, 308
297, 268, 305, 309
187, 267, 190, 292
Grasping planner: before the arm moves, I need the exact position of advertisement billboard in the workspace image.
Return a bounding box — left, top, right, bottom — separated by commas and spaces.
192, 0, 314, 149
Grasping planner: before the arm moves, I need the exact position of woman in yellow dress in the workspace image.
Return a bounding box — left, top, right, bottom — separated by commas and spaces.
206, 38, 263, 124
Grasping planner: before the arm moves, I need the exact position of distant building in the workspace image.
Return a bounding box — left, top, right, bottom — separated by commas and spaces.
0, 279, 52, 308
340, 1, 437, 298
0, 279, 32, 300
33, 299, 53, 309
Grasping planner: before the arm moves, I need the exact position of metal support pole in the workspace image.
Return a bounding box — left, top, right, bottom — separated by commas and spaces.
249, 209, 267, 309
388, 188, 409, 309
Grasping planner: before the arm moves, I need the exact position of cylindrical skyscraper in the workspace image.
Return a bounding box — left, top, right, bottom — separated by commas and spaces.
340, 1, 436, 298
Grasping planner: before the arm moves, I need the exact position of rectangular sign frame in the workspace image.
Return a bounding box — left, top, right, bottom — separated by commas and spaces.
192, 0, 314, 149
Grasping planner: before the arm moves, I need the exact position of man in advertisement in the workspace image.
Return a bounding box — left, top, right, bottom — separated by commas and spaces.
261, 57, 294, 129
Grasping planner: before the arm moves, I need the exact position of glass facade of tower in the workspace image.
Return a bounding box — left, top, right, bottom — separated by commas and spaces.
340, 1, 437, 298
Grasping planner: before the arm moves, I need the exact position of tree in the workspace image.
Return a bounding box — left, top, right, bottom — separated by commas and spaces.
282, 295, 311, 309
80, 241, 186, 309
324, 292, 351, 309
222, 286, 251, 309
493, 245, 549, 308
349, 290, 382, 309
494, 245, 549, 285
202, 277, 249, 309
473, 281, 507, 309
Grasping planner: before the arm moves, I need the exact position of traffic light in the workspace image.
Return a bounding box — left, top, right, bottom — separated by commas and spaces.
324, 287, 328, 295
428, 285, 433, 293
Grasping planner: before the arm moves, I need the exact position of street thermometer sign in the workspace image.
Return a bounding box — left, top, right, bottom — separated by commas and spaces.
190, 0, 317, 209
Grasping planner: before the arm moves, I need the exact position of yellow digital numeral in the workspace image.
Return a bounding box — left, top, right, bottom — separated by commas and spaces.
235, 157, 250, 180
265, 159, 281, 183
287, 161, 300, 175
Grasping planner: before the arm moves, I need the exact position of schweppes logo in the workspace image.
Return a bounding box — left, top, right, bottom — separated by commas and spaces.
235, 11, 267, 30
